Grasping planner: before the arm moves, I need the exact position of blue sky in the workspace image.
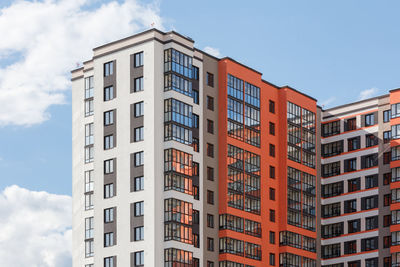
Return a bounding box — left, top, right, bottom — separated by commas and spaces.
0, 0, 400, 197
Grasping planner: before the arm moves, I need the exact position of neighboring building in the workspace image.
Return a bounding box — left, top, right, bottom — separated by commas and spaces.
71, 28, 397, 267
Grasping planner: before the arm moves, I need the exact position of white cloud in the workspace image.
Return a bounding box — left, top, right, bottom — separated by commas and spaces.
358, 87, 379, 100
203, 46, 222, 58
0, 0, 163, 126
320, 96, 336, 108
0, 185, 72, 267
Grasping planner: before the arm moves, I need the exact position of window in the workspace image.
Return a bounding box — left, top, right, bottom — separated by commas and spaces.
193, 66, 199, 80
393, 210, 400, 225
362, 195, 378, 210
270, 166, 275, 178
384, 109, 391, 122
207, 72, 214, 87
104, 110, 114, 126
207, 190, 214, 204
384, 172, 391, 185
207, 262, 214, 267
348, 136, 361, 151
207, 143, 214, 158
344, 240, 357, 254
104, 208, 114, 223
104, 86, 114, 101
384, 214, 391, 227
322, 161, 340, 177
322, 202, 341, 218
392, 103, 400, 118
345, 117, 356, 131
384, 194, 391, 206
322, 181, 343, 198
269, 188, 276, 200
192, 210, 199, 225
104, 159, 114, 174
85, 170, 94, 193
269, 144, 275, 157
134, 251, 144, 266
365, 175, 378, 189
207, 119, 214, 134
192, 113, 199, 128
344, 158, 357, 172
164, 73, 192, 97
322, 243, 341, 259
348, 219, 361, 233
322, 120, 340, 137
348, 177, 360, 192
85, 99, 94, 117
104, 183, 114, 198
393, 189, 400, 203
207, 237, 214, 251
321, 222, 343, 238
193, 233, 199, 248
85, 217, 94, 239
85, 240, 94, 257
269, 122, 275, 135
134, 201, 144, 216
134, 51, 143, 67
134, 226, 144, 241
365, 113, 375, 126
134, 151, 144, 166
134, 127, 144, 142
207, 96, 214, 110
134, 101, 144, 117
394, 168, 400, 182
269, 253, 275, 266
362, 153, 377, 169
207, 214, 214, 228
104, 135, 114, 150
366, 134, 378, 147
85, 123, 94, 146
207, 167, 214, 181
85, 76, 94, 99
384, 130, 391, 143
384, 152, 391, 164
104, 232, 114, 247
134, 176, 144, 191
85, 194, 93, 210
192, 89, 199, 104
365, 216, 378, 230
270, 209, 275, 222
362, 237, 378, 251
270, 231, 275, 244
104, 61, 113, 76
384, 236, 391, 248
344, 199, 357, 213
245, 219, 261, 237
269, 100, 275, 113
134, 76, 144, 92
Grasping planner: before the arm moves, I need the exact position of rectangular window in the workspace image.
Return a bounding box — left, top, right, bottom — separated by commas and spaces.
207, 214, 214, 228
344, 158, 357, 172
344, 199, 357, 213
134, 201, 144, 216
269, 144, 275, 157
366, 134, 378, 147
269, 253, 275, 266
134, 52, 143, 67
85, 217, 94, 239
85, 170, 94, 193
384, 109, 391, 122
384, 152, 391, 164
192, 113, 199, 128
365, 113, 375, 126
384, 194, 391, 206
104, 256, 114, 267
104, 159, 114, 174
85, 194, 93, 210
85, 99, 94, 117
270, 209, 275, 222
269, 122, 275, 135
362, 153, 378, 168
269, 100, 275, 113
270, 166, 275, 178
85, 240, 94, 257
104, 61, 114, 76
207, 119, 214, 134
207, 190, 214, 205
104, 208, 114, 223
104, 135, 114, 150
134, 251, 144, 266
207, 143, 214, 158
104, 183, 114, 199
134, 76, 144, 92
365, 216, 378, 230
362, 237, 378, 251
207, 167, 214, 181
84, 76, 94, 99
134, 127, 144, 142
348, 136, 361, 151
207, 237, 214, 251
269, 187, 276, 200
104, 110, 114, 126
134, 101, 144, 117
322, 120, 340, 137
134, 176, 144, 191
384, 130, 392, 143
193, 66, 199, 80
345, 117, 357, 131
362, 195, 378, 210
85, 123, 94, 146
365, 175, 378, 189
384, 214, 391, 227
384, 172, 391, 185
192, 89, 199, 104
104, 232, 114, 247
134, 151, 144, 166
207, 72, 214, 87
207, 95, 214, 110
269, 231, 275, 244
134, 226, 144, 241
322, 161, 340, 177
322, 181, 343, 198
348, 177, 360, 192
104, 86, 114, 101
348, 219, 361, 233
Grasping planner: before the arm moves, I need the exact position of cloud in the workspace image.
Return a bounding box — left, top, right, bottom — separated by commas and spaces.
320, 96, 336, 108
0, 185, 72, 267
0, 0, 163, 126
203, 46, 222, 58
358, 87, 379, 100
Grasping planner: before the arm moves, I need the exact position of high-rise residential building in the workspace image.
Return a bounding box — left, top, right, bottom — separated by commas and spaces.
71, 28, 398, 267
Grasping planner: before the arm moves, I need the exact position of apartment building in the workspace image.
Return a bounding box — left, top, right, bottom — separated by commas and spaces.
72, 28, 398, 267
